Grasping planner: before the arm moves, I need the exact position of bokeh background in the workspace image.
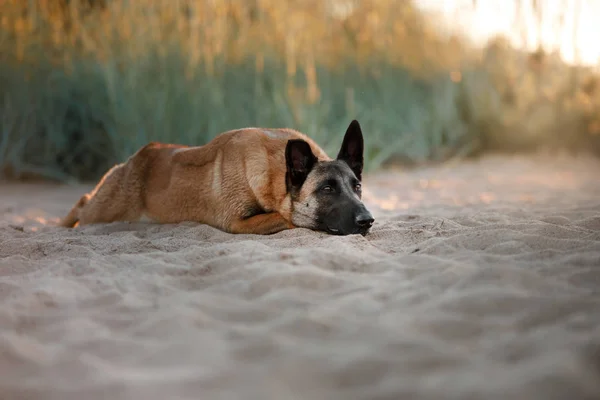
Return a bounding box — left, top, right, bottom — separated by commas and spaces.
1, 0, 600, 182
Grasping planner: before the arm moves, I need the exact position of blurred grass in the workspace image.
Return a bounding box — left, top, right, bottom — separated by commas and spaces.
1, 0, 599, 182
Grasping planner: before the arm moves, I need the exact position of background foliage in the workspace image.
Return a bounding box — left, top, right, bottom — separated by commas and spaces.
1, 0, 599, 181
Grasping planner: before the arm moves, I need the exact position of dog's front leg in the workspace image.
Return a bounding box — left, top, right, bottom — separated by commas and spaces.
228, 212, 295, 235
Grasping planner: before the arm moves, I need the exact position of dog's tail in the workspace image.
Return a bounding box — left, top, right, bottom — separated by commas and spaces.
58, 194, 90, 228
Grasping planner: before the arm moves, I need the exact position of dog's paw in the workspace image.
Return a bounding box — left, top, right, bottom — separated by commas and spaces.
286, 221, 298, 230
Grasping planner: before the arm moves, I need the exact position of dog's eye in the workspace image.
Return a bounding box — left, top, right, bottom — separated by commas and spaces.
354, 183, 362, 192
322, 185, 334, 193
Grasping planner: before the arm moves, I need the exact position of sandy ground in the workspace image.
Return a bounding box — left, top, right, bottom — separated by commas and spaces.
1, 153, 600, 400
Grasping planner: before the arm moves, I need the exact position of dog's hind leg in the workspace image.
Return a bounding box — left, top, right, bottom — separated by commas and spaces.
58, 194, 90, 228
228, 212, 295, 235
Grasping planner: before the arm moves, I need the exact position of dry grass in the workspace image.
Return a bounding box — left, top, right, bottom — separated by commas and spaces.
0, 0, 599, 181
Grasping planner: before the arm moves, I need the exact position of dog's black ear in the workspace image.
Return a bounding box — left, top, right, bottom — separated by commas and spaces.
336, 119, 364, 181
286, 139, 316, 187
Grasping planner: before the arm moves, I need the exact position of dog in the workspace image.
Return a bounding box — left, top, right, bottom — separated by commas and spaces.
59, 119, 374, 235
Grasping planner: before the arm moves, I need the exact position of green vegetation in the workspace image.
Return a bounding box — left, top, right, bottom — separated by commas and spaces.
1, 0, 599, 182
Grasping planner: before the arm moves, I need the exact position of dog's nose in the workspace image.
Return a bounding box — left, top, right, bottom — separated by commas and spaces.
355, 213, 374, 228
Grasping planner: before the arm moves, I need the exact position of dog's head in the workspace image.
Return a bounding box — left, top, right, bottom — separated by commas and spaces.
286, 120, 374, 236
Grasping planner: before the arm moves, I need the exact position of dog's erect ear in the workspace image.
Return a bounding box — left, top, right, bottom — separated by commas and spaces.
336, 119, 364, 181
286, 139, 317, 187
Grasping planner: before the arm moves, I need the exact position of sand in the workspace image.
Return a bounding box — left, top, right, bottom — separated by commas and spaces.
1, 152, 600, 400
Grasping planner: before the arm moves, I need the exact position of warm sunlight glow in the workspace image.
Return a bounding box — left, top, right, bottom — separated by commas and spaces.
416, 0, 600, 66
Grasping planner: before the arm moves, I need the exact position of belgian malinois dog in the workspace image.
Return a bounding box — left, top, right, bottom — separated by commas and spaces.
59, 120, 374, 235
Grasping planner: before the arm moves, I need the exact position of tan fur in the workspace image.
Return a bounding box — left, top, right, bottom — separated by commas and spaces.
289, 173, 322, 228
59, 128, 331, 234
